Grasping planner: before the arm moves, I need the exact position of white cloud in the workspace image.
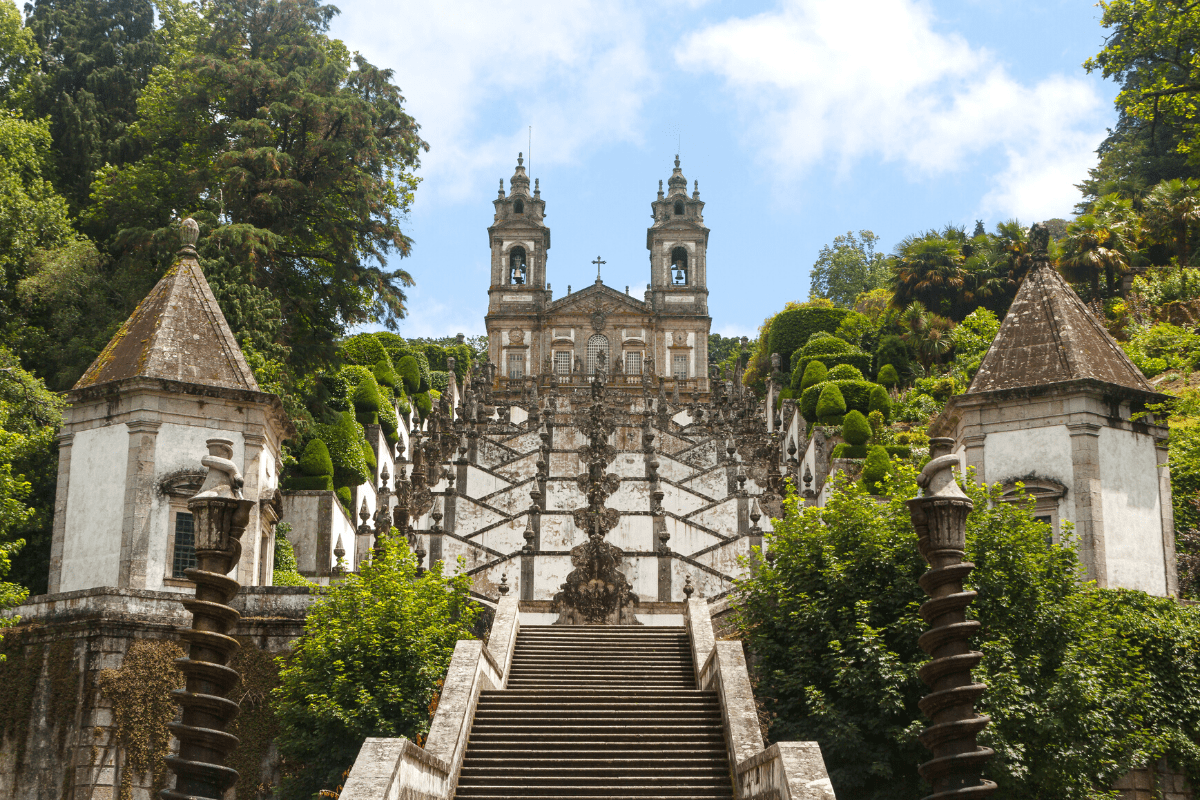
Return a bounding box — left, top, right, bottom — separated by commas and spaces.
332, 1, 654, 201
675, 0, 1108, 220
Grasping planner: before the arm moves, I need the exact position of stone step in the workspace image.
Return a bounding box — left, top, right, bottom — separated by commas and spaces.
454, 786, 733, 798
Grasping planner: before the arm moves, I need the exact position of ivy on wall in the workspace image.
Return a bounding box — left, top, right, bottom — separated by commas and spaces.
226, 641, 285, 800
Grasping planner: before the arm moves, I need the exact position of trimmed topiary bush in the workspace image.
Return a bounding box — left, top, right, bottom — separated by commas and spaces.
373, 358, 400, 388
288, 474, 335, 491
339, 364, 373, 386
884, 445, 912, 459
816, 383, 847, 424
875, 335, 913, 375
299, 439, 334, 477
378, 394, 400, 442
361, 436, 377, 474
335, 486, 352, 512
841, 410, 870, 446
768, 307, 853, 371
339, 333, 389, 367
414, 391, 433, 420
413, 351, 432, 393
862, 445, 890, 494
828, 364, 864, 381
317, 411, 370, 489
791, 336, 873, 390
868, 385, 891, 420
831, 444, 869, 459
397, 356, 421, 394
353, 373, 383, 426
877, 363, 900, 388
799, 361, 828, 392
799, 379, 884, 423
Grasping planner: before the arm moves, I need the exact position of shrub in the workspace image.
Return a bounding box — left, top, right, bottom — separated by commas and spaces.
800, 379, 882, 422
842, 410, 871, 446
396, 388, 412, 416
791, 336, 873, 389
877, 364, 900, 388
353, 373, 383, 426
298, 439, 334, 477
768, 306, 854, 371
373, 358, 400, 389
831, 443, 869, 459
396, 356, 421, 394
339, 333, 388, 366
287, 474, 334, 491
272, 525, 311, 587
868, 409, 885, 440
875, 334, 913, 375
361, 436, 377, 475
335, 486, 352, 512
829, 364, 864, 381
413, 351, 432, 392
340, 364, 373, 387
799, 361, 828, 392
868, 385, 891, 420
884, 445, 911, 459
1122, 322, 1200, 377
816, 383, 847, 423
273, 534, 478, 796
378, 395, 400, 442
861, 446, 889, 494
430, 370, 449, 393
414, 391, 433, 420
316, 411, 370, 489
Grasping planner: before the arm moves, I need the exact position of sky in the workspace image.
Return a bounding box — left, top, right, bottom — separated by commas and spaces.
328, 0, 1118, 340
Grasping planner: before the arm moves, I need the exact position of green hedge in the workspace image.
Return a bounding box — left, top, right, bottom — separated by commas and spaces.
339, 333, 390, 366
335, 486, 352, 513
353, 373, 383, 427
340, 364, 373, 387
831, 444, 869, 459
378, 392, 400, 442
430, 370, 449, 393
397, 356, 421, 394
799, 361, 827, 392
875, 335, 913, 375
842, 410, 870, 446
829, 364, 864, 381
287, 474, 335, 491
374, 358, 400, 388
768, 307, 853, 372
869, 385, 891, 420
816, 383, 846, 423
316, 411, 370, 489
862, 445, 890, 493
878, 364, 900, 388
800, 379, 882, 423
414, 391, 432, 420
299, 439, 334, 477
361, 435, 377, 474
790, 336, 873, 389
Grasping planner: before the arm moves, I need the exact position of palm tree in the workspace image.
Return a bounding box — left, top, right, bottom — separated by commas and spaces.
1143, 178, 1200, 265
1059, 205, 1137, 299
890, 235, 965, 312
899, 302, 956, 369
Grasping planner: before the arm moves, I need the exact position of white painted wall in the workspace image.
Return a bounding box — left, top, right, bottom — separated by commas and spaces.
1099, 427, 1168, 594
60, 424, 129, 592
982, 426, 1074, 496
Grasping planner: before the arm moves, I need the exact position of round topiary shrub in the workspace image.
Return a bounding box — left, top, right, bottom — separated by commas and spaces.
816, 382, 847, 424
373, 358, 400, 389
299, 438, 334, 477
396, 356, 421, 394
862, 445, 890, 494
877, 363, 900, 388
799, 361, 828, 392
288, 474, 334, 491
339, 333, 389, 366
791, 336, 872, 389
841, 410, 870, 446
353, 373, 383, 425
378, 394, 400, 442
318, 411, 370, 489
767, 306, 853, 371
414, 391, 433, 420
828, 364, 864, 381
799, 379, 882, 422
868, 385, 892, 420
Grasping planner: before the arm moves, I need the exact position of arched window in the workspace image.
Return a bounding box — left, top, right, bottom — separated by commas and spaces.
586, 334, 609, 375
671, 247, 688, 286
514, 199, 525, 214
509, 247, 527, 285
674, 202, 684, 216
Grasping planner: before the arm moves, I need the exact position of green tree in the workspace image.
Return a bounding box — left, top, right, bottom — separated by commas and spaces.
889, 233, 965, 315
1143, 177, 1200, 265
86, 0, 428, 375
810, 230, 889, 307
1059, 194, 1139, 299
738, 468, 1200, 800
273, 535, 477, 797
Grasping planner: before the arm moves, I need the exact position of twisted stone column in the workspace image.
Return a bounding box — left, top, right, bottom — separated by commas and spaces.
163, 438, 255, 800
907, 438, 996, 800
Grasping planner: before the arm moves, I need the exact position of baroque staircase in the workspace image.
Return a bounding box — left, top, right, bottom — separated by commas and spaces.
455, 625, 733, 799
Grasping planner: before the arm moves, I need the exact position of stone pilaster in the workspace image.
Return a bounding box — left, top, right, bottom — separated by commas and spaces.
1157, 441, 1179, 597
963, 432, 986, 478
119, 420, 161, 588
241, 431, 266, 586
47, 432, 73, 594
1069, 422, 1108, 587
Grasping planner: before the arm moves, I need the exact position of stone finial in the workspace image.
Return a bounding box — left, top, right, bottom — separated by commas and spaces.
523, 522, 535, 553
1029, 221, 1050, 255
193, 438, 244, 501
180, 217, 200, 256
674, 154, 680, 168
518, 152, 524, 166
683, 574, 694, 598
693, 179, 700, 199
917, 438, 968, 505
499, 573, 509, 595
359, 498, 370, 525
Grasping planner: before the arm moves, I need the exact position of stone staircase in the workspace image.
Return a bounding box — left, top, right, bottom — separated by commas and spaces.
455, 625, 734, 799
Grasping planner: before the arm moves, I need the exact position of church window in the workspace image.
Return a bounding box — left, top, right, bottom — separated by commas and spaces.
171, 511, 196, 578
509, 247, 527, 285
671, 247, 688, 285
586, 334, 610, 375
625, 351, 642, 375
554, 351, 572, 375
674, 202, 684, 216
508, 351, 524, 380
673, 353, 688, 380
514, 200, 524, 214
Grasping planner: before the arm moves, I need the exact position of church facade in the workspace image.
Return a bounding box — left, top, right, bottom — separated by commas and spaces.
484, 155, 712, 399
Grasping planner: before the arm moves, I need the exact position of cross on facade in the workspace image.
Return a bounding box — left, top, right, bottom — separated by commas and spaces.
592, 255, 606, 283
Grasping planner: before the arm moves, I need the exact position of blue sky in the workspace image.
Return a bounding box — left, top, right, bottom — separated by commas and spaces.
329, 0, 1117, 340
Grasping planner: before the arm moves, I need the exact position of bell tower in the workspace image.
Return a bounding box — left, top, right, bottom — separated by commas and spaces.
647, 156, 709, 314
488, 153, 550, 301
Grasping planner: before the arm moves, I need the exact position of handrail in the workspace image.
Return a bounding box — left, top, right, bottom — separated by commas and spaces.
684, 598, 838, 800
340, 596, 520, 800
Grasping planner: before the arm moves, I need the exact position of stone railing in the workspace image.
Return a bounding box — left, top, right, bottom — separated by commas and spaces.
492, 374, 708, 397
340, 595, 520, 800
685, 599, 837, 800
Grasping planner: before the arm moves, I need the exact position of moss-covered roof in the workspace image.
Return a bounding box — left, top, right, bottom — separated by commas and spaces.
74, 250, 259, 392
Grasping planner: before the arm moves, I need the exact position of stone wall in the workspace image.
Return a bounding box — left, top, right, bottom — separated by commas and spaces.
0, 586, 312, 800
1116, 759, 1194, 800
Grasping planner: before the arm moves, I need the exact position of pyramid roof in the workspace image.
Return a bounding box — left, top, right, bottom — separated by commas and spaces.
74, 233, 259, 392
967, 261, 1153, 395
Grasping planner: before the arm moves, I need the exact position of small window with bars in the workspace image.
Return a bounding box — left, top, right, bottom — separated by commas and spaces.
554, 351, 572, 375
508, 351, 524, 380
625, 351, 642, 375
171, 511, 196, 578
673, 354, 688, 380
